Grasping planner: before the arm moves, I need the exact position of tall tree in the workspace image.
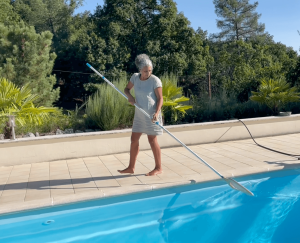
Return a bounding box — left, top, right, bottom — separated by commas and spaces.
0, 22, 59, 106
93, 0, 212, 76
208, 40, 298, 101
53, 13, 107, 108
12, 0, 83, 51
0, 0, 19, 24
213, 0, 265, 41
12, 0, 102, 108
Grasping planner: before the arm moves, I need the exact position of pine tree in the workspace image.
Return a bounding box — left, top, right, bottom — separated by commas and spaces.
213, 0, 265, 41
0, 0, 19, 24
13, 0, 83, 55
0, 21, 59, 106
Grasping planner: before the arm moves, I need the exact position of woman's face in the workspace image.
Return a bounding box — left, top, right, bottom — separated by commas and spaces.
140, 66, 152, 80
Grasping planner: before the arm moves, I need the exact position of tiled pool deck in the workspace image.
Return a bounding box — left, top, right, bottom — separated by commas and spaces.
0, 133, 300, 215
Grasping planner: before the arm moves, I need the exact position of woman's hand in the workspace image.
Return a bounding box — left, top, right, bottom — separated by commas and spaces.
128, 95, 135, 105
152, 112, 159, 123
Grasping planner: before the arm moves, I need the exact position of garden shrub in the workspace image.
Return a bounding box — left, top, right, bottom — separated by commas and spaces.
85, 76, 134, 131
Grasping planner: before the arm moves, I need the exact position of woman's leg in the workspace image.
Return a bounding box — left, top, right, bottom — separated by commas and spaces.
118, 132, 142, 174
146, 135, 163, 176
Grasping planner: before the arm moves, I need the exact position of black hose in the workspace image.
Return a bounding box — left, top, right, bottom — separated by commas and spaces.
238, 119, 300, 160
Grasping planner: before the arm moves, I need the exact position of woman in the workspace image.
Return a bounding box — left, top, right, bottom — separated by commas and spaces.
118, 54, 163, 176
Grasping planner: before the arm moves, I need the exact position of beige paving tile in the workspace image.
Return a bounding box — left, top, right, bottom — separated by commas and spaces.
115, 176, 143, 186
86, 163, 106, 170
9, 171, 30, 177
0, 166, 13, 171
29, 171, 49, 178
94, 179, 120, 188
187, 164, 215, 174
7, 177, 29, 183
0, 171, 13, 177
85, 162, 106, 168
53, 190, 103, 205
29, 176, 50, 182
49, 162, 68, 166
114, 153, 130, 158
25, 194, 50, 201
99, 155, 119, 162
0, 194, 25, 205
157, 172, 183, 180
136, 175, 165, 184
49, 174, 71, 180
85, 165, 105, 171
83, 156, 102, 161
74, 188, 99, 194
1, 190, 27, 197
180, 173, 204, 181
69, 173, 92, 179
50, 160, 67, 165
49, 170, 70, 177
51, 189, 75, 197
13, 164, 31, 170
67, 163, 87, 168
0, 174, 10, 180
0, 177, 8, 183
86, 165, 108, 171
25, 190, 51, 201
31, 162, 49, 167
167, 166, 198, 176
102, 161, 124, 167
89, 172, 113, 178
68, 168, 88, 173
29, 169, 50, 175
67, 158, 84, 163
49, 167, 69, 172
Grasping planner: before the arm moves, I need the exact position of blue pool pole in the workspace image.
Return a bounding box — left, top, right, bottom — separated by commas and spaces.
86, 63, 254, 196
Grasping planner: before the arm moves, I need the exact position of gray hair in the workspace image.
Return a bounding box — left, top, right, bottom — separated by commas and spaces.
135, 54, 153, 71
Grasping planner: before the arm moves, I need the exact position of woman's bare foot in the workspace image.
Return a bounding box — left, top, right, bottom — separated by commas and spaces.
146, 168, 163, 176
118, 168, 135, 174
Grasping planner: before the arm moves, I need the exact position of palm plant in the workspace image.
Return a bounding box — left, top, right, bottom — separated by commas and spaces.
161, 74, 193, 123
250, 79, 300, 114
0, 78, 57, 127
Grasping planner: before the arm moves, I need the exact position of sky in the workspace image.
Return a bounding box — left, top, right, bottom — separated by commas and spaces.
75, 0, 300, 53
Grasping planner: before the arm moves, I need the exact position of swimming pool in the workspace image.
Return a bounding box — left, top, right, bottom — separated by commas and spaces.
1, 169, 300, 243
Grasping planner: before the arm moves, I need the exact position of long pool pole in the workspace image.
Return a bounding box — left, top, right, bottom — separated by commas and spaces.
86, 63, 254, 196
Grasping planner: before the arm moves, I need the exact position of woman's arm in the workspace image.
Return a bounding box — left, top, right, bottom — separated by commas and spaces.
153, 87, 163, 122
124, 82, 135, 105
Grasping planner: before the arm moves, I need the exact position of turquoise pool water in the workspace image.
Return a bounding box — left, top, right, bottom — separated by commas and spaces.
1, 169, 300, 243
